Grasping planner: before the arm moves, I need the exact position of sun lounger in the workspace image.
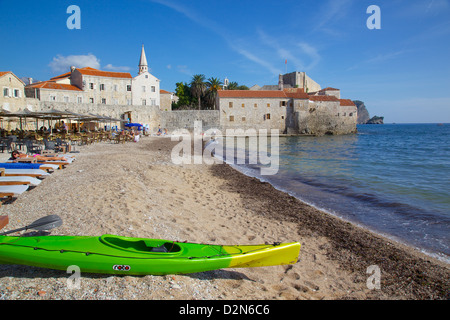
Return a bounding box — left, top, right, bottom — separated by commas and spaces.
1, 162, 59, 172
1, 169, 49, 178
0, 215, 8, 230
0, 185, 29, 205
0, 176, 42, 186
0, 185, 29, 198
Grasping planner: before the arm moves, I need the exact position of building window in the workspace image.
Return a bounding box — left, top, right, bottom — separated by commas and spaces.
151, 99, 156, 106
267, 103, 270, 108
142, 86, 146, 92
280, 101, 286, 106
49, 95, 56, 101
229, 102, 233, 108
265, 113, 271, 120
241, 103, 245, 108
114, 85, 118, 91
64, 96, 69, 103
349, 113, 353, 116
101, 98, 107, 104
151, 86, 155, 92
229, 115, 234, 122
13, 89, 20, 98
127, 85, 131, 91
89, 83, 94, 89
77, 96, 83, 103
242, 117, 246, 122
281, 115, 285, 120
89, 98, 94, 104
100, 84, 105, 91
254, 103, 258, 108
3, 88, 9, 97
142, 99, 147, 105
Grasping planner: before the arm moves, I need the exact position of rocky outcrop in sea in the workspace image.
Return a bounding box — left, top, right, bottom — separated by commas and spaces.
353, 100, 383, 124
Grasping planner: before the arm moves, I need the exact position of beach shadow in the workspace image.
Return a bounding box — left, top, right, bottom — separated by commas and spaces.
187, 269, 255, 282
0, 264, 255, 281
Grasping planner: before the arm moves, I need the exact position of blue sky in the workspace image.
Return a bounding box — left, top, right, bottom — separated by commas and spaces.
1, 0, 449, 123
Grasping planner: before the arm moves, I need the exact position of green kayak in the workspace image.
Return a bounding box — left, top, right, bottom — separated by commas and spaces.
0, 234, 300, 275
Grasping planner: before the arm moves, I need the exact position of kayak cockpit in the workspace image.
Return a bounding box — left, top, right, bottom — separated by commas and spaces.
100, 235, 182, 254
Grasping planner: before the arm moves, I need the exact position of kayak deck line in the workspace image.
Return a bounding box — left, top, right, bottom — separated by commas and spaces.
0, 238, 289, 260
0, 234, 301, 275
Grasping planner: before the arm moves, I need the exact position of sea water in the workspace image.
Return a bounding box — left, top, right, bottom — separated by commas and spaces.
221, 124, 450, 263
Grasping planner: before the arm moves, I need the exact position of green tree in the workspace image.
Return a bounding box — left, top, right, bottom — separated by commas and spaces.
173, 82, 195, 110
190, 74, 207, 110
226, 81, 239, 90
205, 77, 223, 110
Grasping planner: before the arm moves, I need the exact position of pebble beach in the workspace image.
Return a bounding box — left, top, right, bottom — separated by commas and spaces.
0, 136, 448, 300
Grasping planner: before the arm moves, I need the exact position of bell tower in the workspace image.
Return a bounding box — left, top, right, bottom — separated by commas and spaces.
138, 44, 148, 75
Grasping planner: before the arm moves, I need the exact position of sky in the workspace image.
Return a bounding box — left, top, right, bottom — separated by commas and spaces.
1, 0, 449, 123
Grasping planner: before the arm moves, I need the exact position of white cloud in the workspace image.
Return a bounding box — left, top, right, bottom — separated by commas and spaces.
48, 54, 100, 73
176, 65, 192, 76
150, 0, 283, 76
104, 64, 131, 72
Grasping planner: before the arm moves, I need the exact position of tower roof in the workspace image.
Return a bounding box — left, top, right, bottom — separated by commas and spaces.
139, 44, 148, 67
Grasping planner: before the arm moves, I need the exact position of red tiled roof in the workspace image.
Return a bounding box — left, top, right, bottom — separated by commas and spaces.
0, 71, 25, 85
0, 71, 11, 78
319, 87, 339, 91
218, 89, 309, 99
219, 90, 287, 98
26, 81, 82, 91
339, 99, 356, 106
76, 67, 132, 79
308, 95, 339, 102
50, 71, 71, 80
160, 89, 172, 94
283, 88, 309, 99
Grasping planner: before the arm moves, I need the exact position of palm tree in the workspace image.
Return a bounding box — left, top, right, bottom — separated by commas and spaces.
205, 77, 223, 110
190, 74, 206, 110
226, 81, 239, 90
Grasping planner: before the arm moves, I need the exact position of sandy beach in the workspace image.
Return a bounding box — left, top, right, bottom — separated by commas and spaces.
0, 136, 448, 300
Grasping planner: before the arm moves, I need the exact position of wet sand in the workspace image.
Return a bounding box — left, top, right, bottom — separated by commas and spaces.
0, 136, 448, 300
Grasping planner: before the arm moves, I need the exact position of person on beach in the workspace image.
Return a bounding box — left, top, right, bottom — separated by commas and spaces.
9, 150, 67, 162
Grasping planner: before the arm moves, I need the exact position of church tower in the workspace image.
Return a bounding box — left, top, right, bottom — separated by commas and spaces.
138, 44, 148, 75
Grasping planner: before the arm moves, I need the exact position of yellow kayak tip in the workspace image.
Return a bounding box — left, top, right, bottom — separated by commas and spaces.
225, 242, 301, 269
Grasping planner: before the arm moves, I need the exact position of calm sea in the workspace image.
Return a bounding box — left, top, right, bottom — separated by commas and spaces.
219, 124, 450, 262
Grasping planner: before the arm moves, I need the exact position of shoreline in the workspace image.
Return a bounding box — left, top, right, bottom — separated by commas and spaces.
227, 162, 450, 264
0, 136, 448, 300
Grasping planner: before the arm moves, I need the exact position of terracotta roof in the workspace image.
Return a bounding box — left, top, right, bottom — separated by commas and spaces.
26, 81, 82, 91
50, 71, 71, 80
0, 71, 11, 78
339, 99, 356, 106
0, 71, 25, 85
218, 89, 308, 99
283, 88, 309, 99
75, 67, 132, 79
319, 87, 339, 91
160, 89, 172, 94
308, 95, 339, 102
218, 90, 287, 98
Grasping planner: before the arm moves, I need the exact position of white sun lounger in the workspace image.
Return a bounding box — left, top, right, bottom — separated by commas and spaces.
0, 185, 29, 197
38, 164, 59, 171
2, 169, 49, 178
0, 176, 42, 186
